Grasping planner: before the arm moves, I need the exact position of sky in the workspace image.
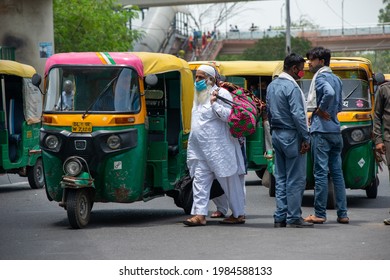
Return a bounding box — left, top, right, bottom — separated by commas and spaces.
188, 0, 385, 32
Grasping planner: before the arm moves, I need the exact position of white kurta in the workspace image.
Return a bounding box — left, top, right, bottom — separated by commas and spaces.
187, 85, 245, 177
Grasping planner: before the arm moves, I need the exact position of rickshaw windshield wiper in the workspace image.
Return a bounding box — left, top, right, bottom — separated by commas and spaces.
343, 84, 359, 100
82, 76, 118, 119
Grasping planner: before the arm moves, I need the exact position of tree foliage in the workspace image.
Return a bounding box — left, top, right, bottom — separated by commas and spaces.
239, 35, 312, 61
53, 0, 143, 53
359, 51, 390, 74
378, 0, 390, 23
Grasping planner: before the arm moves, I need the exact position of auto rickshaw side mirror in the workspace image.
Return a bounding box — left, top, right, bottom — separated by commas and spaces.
145, 74, 158, 88
32, 73, 42, 87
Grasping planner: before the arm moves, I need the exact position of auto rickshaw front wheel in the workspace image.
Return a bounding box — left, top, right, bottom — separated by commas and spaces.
27, 158, 45, 189
66, 189, 92, 229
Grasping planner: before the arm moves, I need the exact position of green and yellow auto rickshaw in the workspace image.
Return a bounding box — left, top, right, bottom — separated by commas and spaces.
298, 57, 383, 208
36, 52, 196, 228
0, 60, 44, 189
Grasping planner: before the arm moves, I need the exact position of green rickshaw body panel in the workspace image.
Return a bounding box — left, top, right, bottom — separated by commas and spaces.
43, 124, 148, 203
42, 150, 64, 201
246, 123, 267, 168
342, 141, 375, 189
0, 121, 41, 170
97, 131, 147, 202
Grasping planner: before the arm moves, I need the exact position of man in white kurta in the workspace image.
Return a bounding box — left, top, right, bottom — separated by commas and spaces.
184, 65, 246, 226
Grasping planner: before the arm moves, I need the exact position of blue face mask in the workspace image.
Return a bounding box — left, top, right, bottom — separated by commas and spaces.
195, 79, 207, 91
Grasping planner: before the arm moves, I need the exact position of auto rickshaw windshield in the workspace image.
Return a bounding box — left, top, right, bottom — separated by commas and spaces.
44, 66, 140, 113
299, 78, 370, 111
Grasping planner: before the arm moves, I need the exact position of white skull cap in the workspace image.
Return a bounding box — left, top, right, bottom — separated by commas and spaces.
198, 65, 215, 78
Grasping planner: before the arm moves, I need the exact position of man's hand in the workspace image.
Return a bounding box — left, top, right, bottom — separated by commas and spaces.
375, 143, 386, 154
210, 89, 218, 104
300, 141, 310, 154
315, 107, 331, 121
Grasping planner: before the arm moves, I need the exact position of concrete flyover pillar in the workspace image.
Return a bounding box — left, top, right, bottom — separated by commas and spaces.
0, 0, 54, 76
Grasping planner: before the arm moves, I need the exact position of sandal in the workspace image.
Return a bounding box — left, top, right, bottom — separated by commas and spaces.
183, 215, 206, 226
211, 211, 225, 218
219, 215, 245, 224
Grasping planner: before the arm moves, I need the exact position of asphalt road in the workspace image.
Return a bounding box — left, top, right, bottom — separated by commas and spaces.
0, 169, 389, 260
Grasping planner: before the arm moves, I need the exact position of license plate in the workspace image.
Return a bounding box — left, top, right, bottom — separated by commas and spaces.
72, 122, 92, 133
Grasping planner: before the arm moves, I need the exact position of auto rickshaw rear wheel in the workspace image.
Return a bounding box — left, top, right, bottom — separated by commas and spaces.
27, 157, 45, 189
66, 189, 92, 229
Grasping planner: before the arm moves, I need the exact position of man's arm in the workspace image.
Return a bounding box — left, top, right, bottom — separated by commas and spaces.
316, 74, 335, 113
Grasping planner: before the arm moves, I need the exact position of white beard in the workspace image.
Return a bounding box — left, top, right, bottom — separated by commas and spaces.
194, 84, 213, 106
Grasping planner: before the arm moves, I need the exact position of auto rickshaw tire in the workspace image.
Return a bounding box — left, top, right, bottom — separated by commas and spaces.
326, 177, 336, 210
66, 189, 91, 229
366, 176, 379, 199
27, 157, 45, 189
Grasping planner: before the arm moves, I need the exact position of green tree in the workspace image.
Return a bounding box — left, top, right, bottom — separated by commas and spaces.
54, 0, 143, 53
240, 35, 312, 61
378, 0, 390, 23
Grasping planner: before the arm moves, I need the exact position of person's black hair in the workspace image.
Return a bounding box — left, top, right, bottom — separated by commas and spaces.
283, 53, 305, 71
306, 46, 331, 66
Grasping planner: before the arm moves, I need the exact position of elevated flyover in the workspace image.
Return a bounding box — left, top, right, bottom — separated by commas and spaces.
214, 25, 390, 57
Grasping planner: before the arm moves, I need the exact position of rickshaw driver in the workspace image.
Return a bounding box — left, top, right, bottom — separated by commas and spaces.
55, 80, 74, 111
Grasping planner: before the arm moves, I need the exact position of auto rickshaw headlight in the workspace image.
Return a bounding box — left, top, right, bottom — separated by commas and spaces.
107, 135, 121, 149
64, 158, 83, 176
351, 129, 364, 142
45, 135, 59, 150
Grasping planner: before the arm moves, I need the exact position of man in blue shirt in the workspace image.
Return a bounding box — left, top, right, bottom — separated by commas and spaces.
304, 47, 349, 225
266, 53, 312, 228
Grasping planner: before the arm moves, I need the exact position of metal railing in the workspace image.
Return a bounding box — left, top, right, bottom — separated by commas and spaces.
221, 24, 390, 40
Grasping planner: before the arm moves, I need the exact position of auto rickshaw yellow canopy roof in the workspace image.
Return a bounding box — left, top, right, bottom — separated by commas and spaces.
189, 60, 284, 78
134, 52, 194, 134
0, 59, 36, 78
330, 57, 373, 71
304, 57, 374, 74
